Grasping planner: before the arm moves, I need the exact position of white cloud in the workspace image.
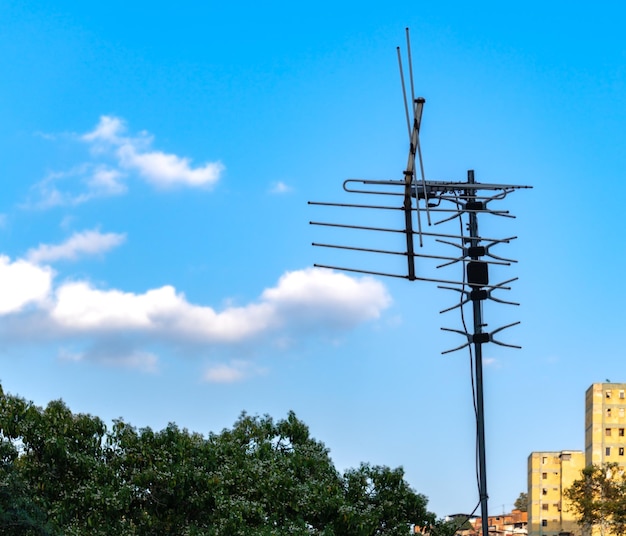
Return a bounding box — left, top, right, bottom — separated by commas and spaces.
51, 283, 186, 331
82, 115, 125, 145
269, 181, 292, 194
0, 256, 53, 315
117, 144, 224, 188
0, 261, 390, 375
27, 229, 126, 264
86, 167, 127, 196
59, 346, 158, 373
203, 362, 245, 383
49, 282, 276, 341
204, 363, 245, 383
25, 116, 223, 209
84, 115, 224, 188
105, 350, 158, 373
25, 165, 126, 209
262, 268, 391, 328
48, 268, 390, 341
202, 360, 267, 384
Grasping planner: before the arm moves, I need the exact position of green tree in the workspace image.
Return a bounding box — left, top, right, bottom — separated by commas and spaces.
0, 384, 437, 535
514, 492, 528, 512
336, 463, 435, 535
0, 437, 53, 535
205, 411, 345, 535
429, 516, 473, 536
565, 463, 626, 536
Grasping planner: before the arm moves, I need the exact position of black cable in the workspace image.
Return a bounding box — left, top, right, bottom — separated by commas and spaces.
454, 193, 482, 501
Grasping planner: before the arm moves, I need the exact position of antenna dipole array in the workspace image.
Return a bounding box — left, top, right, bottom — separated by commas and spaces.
308, 29, 531, 536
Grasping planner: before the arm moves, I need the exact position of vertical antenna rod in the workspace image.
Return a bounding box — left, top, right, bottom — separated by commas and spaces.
403, 28, 431, 227
397, 47, 412, 140
467, 169, 489, 536
406, 27, 416, 104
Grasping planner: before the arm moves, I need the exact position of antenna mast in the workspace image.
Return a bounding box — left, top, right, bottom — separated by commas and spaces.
309, 29, 531, 536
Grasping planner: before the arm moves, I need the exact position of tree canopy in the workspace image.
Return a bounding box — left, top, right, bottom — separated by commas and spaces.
0, 384, 436, 535
513, 492, 527, 512
564, 463, 626, 536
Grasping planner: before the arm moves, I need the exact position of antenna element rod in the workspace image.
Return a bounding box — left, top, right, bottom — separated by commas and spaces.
397, 47, 412, 141
406, 27, 416, 104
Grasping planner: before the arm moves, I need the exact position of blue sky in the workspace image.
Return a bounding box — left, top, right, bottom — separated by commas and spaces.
2, 0, 626, 518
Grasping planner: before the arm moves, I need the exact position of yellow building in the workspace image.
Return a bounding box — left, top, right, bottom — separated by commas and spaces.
527, 384, 626, 536
528, 450, 584, 536
585, 383, 626, 467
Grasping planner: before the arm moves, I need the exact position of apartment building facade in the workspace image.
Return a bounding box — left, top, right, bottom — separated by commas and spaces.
528, 451, 584, 536
585, 383, 626, 466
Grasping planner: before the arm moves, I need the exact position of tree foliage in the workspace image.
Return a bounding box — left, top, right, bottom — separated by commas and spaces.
428, 516, 473, 536
513, 492, 527, 512
564, 463, 626, 536
0, 385, 436, 535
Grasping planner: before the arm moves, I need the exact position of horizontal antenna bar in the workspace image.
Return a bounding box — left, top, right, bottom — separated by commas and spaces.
345, 178, 532, 193
415, 181, 532, 192
313, 263, 510, 288
310, 221, 508, 243
310, 199, 512, 216
313, 242, 405, 256
414, 206, 511, 216
308, 201, 402, 211
313, 242, 510, 266
314, 264, 408, 280
310, 221, 405, 234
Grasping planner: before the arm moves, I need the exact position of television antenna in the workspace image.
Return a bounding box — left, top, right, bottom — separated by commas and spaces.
308, 28, 531, 536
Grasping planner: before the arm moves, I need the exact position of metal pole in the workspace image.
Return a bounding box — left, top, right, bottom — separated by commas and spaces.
403, 98, 425, 277
467, 169, 489, 536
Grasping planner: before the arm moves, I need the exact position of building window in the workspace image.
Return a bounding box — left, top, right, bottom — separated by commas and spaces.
542, 488, 548, 495
607, 447, 611, 456
608, 408, 612, 417
607, 390, 612, 398
620, 428, 624, 437
542, 520, 548, 527
607, 428, 612, 436
542, 456, 547, 464
542, 504, 549, 511
620, 390, 624, 399
620, 408, 625, 418
620, 448, 624, 456
561, 453, 571, 461
542, 472, 548, 479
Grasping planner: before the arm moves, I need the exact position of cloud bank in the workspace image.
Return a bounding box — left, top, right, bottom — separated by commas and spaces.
47, 268, 390, 341
0, 257, 391, 380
